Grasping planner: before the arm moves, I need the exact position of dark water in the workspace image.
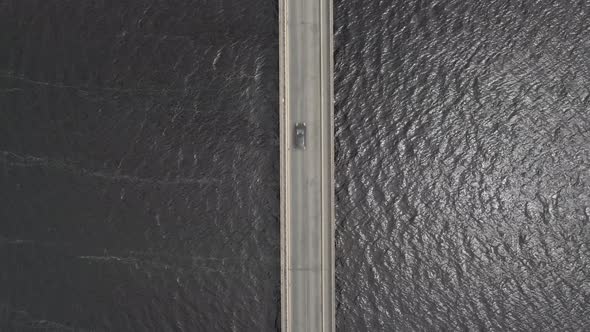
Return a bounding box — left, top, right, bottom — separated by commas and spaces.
0, 1, 279, 331
335, 0, 590, 330
3, 0, 590, 330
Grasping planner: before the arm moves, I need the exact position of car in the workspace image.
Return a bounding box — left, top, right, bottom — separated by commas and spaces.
294, 123, 306, 149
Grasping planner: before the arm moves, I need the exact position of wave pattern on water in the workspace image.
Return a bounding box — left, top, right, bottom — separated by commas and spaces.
335, 0, 590, 330
0, 1, 280, 330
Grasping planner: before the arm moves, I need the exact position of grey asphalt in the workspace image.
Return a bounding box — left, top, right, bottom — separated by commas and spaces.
280, 0, 334, 331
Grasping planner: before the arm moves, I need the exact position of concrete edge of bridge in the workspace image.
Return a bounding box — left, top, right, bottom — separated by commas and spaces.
279, 0, 289, 330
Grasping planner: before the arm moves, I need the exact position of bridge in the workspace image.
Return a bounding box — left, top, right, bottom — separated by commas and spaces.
279, 0, 335, 331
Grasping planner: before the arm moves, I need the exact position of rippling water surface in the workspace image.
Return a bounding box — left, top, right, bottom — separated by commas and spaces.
3, 0, 590, 330
335, 0, 590, 330
0, 1, 280, 330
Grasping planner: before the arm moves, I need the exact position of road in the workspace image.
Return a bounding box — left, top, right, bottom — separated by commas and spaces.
279, 0, 334, 331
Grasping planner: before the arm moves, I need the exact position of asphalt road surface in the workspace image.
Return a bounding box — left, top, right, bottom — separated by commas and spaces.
280, 0, 334, 331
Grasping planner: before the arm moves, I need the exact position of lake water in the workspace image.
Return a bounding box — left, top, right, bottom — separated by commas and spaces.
335, 0, 590, 330
2, 0, 589, 330
0, 1, 280, 330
